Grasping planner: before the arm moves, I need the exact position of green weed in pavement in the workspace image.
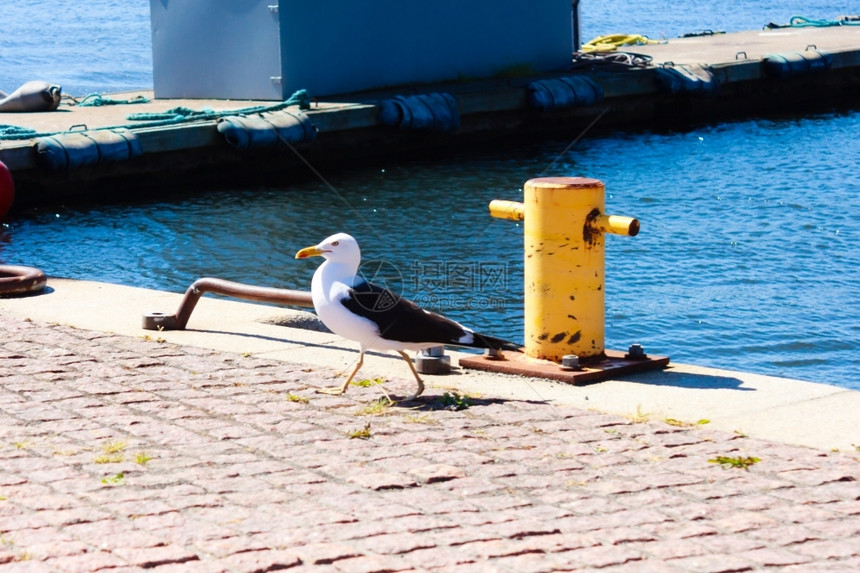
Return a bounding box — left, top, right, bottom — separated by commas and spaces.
352, 377, 386, 388
709, 455, 761, 470
355, 397, 393, 416
94, 440, 127, 464
348, 422, 373, 440
439, 392, 471, 411
101, 472, 125, 485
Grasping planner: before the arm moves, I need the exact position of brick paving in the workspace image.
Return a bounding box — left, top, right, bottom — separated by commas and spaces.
0, 315, 858, 572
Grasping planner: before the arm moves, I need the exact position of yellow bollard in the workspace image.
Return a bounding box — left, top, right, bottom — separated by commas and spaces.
495, 177, 639, 363
463, 175, 667, 384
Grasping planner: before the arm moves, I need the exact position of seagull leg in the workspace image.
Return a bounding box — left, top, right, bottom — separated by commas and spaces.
376, 383, 394, 404
397, 351, 425, 401
317, 351, 363, 395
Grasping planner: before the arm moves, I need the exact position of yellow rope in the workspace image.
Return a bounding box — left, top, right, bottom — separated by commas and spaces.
581, 34, 661, 53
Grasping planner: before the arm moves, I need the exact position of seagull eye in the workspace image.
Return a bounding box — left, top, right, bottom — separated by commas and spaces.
331, 241, 339, 246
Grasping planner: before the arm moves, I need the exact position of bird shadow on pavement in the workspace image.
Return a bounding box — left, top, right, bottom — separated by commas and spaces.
387, 393, 539, 412
182, 327, 360, 354
614, 370, 754, 391
182, 328, 494, 368
180, 328, 524, 408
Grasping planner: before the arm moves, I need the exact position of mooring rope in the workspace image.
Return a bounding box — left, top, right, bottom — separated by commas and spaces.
0, 125, 38, 139
571, 51, 653, 71
765, 15, 860, 29
0, 89, 311, 141
76, 93, 152, 107
580, 34, 662, 53
125, 89, 311, 127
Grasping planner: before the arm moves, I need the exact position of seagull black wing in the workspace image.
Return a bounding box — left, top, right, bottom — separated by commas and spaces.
341, 280, 519, 350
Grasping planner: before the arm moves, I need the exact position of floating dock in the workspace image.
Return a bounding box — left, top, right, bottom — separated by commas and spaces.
1, 26, 858, 208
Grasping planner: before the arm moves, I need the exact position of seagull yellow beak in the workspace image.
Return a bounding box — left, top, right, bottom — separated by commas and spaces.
295, 245, 325, 259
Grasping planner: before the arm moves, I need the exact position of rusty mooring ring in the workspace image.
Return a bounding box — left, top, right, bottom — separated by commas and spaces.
0, 265, 47, 296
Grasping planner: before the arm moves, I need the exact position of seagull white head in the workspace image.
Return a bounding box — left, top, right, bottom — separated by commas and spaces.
295, 233, 361, 266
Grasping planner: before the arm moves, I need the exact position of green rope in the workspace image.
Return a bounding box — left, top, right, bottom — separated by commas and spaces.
77, 93, 151, 107
0, 125, 38, 138
790, 16, 840, 27
126, 89, 311, 127
0, 89, 311, 141
127, 106, 212, 122
767, 15, 860, 28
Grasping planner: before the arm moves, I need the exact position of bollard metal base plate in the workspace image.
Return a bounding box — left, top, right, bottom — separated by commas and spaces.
459, 349, 669, 385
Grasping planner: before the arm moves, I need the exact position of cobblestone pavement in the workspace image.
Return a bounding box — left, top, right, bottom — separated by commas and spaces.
1, 315, 859, 572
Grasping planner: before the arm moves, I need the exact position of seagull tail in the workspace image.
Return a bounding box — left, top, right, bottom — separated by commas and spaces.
470, 332, 524, 352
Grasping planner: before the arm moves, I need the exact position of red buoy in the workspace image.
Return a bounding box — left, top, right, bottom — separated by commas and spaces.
0, 160, 14, 219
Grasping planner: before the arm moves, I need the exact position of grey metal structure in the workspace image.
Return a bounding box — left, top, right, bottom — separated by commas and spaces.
150, 0, 574, 100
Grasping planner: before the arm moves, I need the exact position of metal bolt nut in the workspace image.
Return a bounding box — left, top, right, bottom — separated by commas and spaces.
560, 354, 581, 371
626, 344, 646, 360
142, 312, 177, 331
415, 352, 451, 375
484, 348, 503, 360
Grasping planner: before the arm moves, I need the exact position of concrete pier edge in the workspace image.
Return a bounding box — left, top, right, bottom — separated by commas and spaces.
2, 277, 858, 453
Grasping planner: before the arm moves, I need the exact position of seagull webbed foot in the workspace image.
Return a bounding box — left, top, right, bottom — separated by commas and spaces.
316, 386, 348, 396
316, 354, 364, 396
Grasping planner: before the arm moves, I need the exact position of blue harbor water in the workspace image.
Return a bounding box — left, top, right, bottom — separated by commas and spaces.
1, 1, 859, 390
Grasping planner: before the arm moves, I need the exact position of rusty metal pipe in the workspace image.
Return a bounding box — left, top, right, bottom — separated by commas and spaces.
142, 277, 313, 331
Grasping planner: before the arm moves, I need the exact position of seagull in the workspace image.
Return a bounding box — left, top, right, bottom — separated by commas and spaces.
295, 233, 521, 400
